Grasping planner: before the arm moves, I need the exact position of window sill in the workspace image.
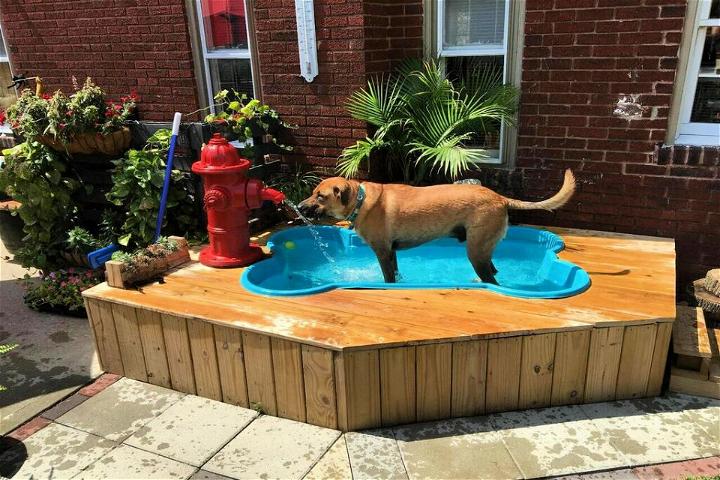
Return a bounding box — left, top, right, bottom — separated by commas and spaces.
673, 134, 720, 147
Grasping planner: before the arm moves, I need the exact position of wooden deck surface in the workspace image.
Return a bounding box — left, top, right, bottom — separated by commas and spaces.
84, 226, 676, 351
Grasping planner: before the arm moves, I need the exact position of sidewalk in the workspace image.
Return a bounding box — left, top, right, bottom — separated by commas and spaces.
1, 374, 717, 479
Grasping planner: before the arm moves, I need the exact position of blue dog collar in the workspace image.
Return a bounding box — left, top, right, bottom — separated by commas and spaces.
345, 183, 366, 229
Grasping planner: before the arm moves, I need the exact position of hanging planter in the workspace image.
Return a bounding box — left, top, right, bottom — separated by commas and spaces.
38, 127, 132, 157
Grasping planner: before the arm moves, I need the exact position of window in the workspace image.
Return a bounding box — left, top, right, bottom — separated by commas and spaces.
0, 24, 15, 133
436, 0, 512, 164
195, 0, 256, 109
674, 0, 720, 145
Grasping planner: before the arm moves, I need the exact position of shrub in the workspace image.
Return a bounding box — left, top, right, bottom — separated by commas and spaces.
22, 268, 104, 317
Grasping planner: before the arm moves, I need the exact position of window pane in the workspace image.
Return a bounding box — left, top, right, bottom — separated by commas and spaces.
0, 63, 17, 109
201, 0, 248, 50
209, 58, 253, 98
711, 0, 719, 19
444, 0, 505, 49
0, 31, 6, 58
445, 56, 504, 153
690, 77, 720, 123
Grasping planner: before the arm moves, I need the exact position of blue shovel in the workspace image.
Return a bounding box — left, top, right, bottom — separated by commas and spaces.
88, 112, 182, 268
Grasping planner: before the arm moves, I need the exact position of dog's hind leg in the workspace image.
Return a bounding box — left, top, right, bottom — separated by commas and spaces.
466, 220, 505, 285
372, 246, 398, 283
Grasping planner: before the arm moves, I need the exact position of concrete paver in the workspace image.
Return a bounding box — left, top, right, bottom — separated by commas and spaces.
56, 377, 184, 442
493, 405, 627, 478
75, 444, 196, 479
394, 417, 521, 480
345, 428, 408, 479
204, 414, 339, 480
124, 395, 258, 466
305, 435, 352, 480
0, 422, 114, 479
581, 395, 719, 466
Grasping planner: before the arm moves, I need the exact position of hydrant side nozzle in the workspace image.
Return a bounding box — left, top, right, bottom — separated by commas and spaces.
261, 188, 286, 205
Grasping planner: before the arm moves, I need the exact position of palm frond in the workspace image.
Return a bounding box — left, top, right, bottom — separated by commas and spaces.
337, 136, 386, 178
346, 75, 404, 127
410, 134, 488, 180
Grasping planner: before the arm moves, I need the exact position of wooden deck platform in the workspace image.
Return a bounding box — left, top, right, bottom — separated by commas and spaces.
83, 226, 676, 431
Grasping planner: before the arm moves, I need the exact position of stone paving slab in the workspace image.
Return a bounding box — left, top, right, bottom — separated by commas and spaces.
493, 405, 627, 478
633, 456, 720, 479
125, 395, 258, 466
305, 435, 352, 480
75, 444, 196, 479
580, 394, 719, 466
56, 377, 184, 442
190, 470, 236, 480
0, 422, 115, 479
345, 428, 408, 479
394, 417, 521, 480
203, 415, 339, 480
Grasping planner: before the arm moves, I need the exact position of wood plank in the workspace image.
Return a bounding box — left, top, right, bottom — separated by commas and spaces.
336, 350, 380, 431
485, 337, 522, 413
669, 373, 720, 399
673, 306, 711, 358
187, 318, 222, 401
616, 324, 658, 400
213, 325, 249, 407
84, 299, 124, 375
518, 334, 556, 409
551, 330, 590, 406
271, 338, 306, 422
110, 303, 147, 382
380, 346, 416, 426
161, 314, 196, 394
416, 344, 452, 422
451, 340, 488, 417
647, 322, 672, 396
301, 345, 337, 429
136, 309, 171, 388
242, 331, 277, 415
584, 327, 624, 403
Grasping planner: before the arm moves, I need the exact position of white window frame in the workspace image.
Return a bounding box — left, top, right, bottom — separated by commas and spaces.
674, 0, 720, 146
435, 0, 512, 165
0, 23, 13, 134
194, 0, 257, 113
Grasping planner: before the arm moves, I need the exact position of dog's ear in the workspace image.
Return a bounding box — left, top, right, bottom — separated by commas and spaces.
333, 184, 350, 206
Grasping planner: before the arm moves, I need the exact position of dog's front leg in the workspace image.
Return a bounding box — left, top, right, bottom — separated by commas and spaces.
373, 247, 398, 283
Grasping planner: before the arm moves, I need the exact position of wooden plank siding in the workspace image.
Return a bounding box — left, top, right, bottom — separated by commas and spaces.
82, 226, 675, 431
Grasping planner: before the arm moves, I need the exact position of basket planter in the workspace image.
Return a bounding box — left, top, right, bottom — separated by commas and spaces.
38, 127, 131, 157
60, 250, 92, 268
105, 237, 190, 289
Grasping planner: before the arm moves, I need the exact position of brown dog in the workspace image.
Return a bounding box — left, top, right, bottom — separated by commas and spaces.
298, 169, 576, 285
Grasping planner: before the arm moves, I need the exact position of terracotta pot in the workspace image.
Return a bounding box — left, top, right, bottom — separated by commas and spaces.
38, 127, 131, 157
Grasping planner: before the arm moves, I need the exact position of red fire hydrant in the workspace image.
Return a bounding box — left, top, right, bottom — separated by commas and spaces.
192, 133, 285, 268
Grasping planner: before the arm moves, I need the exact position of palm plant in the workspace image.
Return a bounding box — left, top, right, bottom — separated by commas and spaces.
338, 59, 519, 184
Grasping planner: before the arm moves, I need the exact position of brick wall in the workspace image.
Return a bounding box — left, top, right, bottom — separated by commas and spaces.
0, 0, 200, 121
515, 0, 719, 292
251, 0, 422, 171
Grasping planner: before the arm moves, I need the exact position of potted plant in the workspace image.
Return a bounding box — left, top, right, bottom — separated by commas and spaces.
3, 78, 138, 157
61, 227, 103, 267
105, 236, 190, 288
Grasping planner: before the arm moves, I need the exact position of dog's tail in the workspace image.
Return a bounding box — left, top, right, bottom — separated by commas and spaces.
505, 169, 576, 211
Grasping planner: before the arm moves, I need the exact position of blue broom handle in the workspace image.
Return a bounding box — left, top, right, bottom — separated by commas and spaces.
154, 112, 182, 242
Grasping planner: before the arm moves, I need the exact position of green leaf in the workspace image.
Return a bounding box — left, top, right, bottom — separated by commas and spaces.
118, 233, 132, 246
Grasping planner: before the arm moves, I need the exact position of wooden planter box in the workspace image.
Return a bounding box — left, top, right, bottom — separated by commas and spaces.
105, 237, 190, 289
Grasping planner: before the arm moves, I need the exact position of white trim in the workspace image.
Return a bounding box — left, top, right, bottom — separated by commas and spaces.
194, 0, 255, 113
673, 0, 720, 146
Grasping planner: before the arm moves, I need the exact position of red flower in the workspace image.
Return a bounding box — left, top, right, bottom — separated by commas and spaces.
65, 110, 73, 117
0, 110, 6, 125
42, 93, 52, 100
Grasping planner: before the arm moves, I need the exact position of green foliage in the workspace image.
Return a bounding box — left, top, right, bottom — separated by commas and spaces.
338, 59, 519, 184
3, 78, 137, 143
106, 130, 199, 250
65, 227, 103, 254
22, 268, 104, 317
204, 89, 295, 157
0, 343, 18, 391
0, 141, 79, 269
268, 164, 322, 205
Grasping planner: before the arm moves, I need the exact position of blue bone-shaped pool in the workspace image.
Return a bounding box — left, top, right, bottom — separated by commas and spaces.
240, 225, 591, 298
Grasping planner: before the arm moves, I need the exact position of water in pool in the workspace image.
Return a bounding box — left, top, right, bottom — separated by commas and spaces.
241, 225, 591, 298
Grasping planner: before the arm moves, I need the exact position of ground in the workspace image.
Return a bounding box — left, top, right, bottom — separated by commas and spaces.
0, 213, 102, 434
0, 375, 718, 479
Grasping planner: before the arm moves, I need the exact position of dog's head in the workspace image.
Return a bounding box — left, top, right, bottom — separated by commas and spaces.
298, 177, 353, 220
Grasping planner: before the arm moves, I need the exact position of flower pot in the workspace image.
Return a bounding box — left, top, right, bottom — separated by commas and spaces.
38, 127, 131, 157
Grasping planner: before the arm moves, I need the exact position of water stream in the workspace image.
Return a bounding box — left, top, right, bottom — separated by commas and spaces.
283, 201, 340, 270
